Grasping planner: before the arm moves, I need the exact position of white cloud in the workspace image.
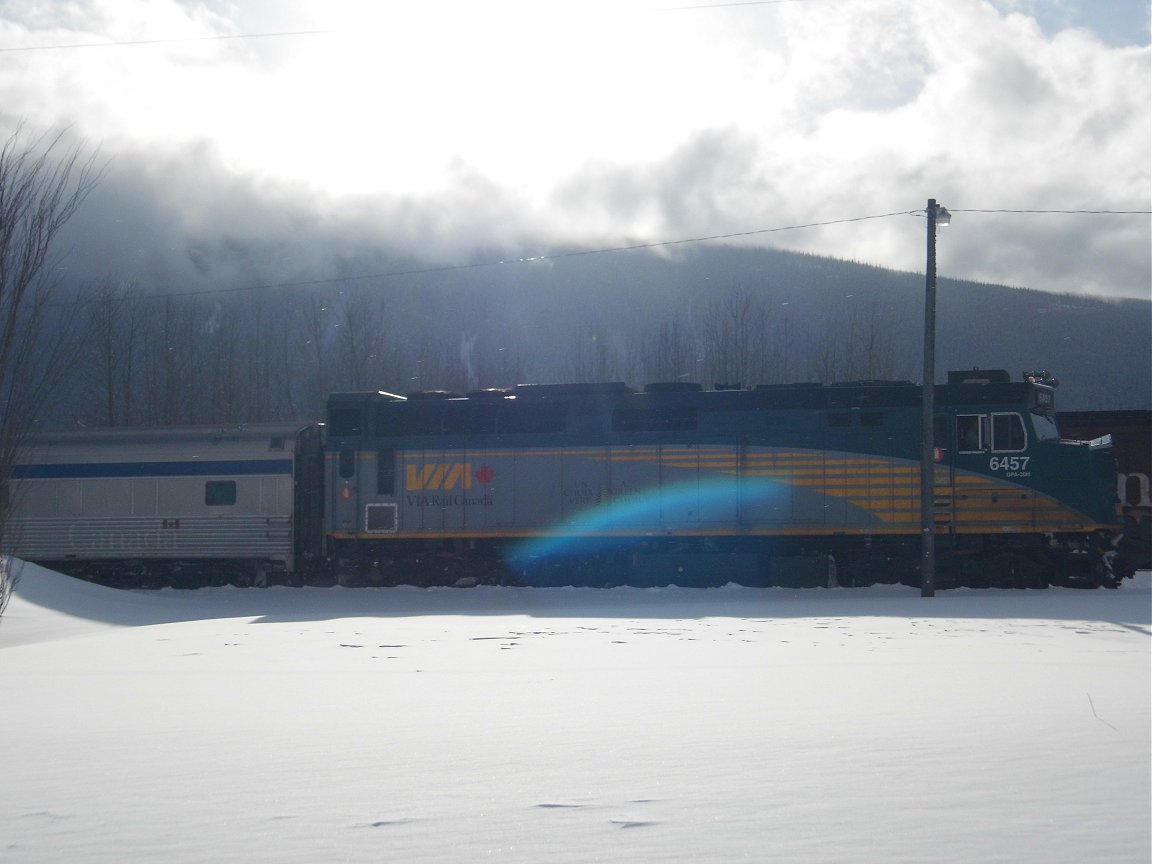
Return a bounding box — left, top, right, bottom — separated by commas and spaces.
1, 0, 1148, 297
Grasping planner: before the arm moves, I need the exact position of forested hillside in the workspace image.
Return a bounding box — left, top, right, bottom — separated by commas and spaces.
52, 244, 1151, 429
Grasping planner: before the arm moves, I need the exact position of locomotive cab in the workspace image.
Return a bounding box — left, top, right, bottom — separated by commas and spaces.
935, 369, 1119, 527
931, 369, 1122, 586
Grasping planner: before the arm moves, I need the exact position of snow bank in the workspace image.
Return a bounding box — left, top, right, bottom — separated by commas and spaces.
2, 563, 1149, 863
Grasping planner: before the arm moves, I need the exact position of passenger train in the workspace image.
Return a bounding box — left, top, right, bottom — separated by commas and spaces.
5, 369, 1137, 589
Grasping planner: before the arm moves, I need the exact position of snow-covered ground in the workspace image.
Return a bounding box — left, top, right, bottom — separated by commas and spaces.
2, 561, 1149, 864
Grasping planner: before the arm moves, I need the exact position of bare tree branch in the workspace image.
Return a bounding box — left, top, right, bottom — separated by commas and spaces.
0, 124, 103, 615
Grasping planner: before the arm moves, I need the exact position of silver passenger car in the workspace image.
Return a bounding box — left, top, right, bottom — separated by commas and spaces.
7, 424, 323, 585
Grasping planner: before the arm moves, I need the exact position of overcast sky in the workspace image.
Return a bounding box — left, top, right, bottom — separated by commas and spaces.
1, 0, 1149, 299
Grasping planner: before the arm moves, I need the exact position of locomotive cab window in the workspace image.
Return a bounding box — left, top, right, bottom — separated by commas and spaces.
1031, 411, 1060, 441
991, 413, 1027, 452
205, 480, 237, 506
957, 414, 987, 452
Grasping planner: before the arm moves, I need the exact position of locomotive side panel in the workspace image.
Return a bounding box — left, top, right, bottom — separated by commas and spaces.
317, 373, 1125, 587
396, 448, 518, 532
328, 380, 1119, 542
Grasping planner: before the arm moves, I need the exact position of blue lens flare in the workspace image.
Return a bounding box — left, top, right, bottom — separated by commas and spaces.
508, 476, 787, 569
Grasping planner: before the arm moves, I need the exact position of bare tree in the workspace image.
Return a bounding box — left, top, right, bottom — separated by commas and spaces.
335, 288, 402, 391
470, 334, 524, 391
289, 290, 335, 416
850, 298, 909, 381
807, 321, 843, 383
558, 326, 628, 384
335, 288, 377, 390
83, 277, 144, 425
702, 287, 773, 387
252, 294, 305, 421
807, 297, 910, 383
410, 330, 469, 392
139, 296, 201, 425
634, 316, 700, 385
204, 300, 243, 423
0, 126, 102, 616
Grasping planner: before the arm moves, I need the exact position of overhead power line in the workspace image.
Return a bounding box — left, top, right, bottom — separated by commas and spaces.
527, 210, 921, 257
56, 210, 921, 306
49, 205, 1149, 307
656, 1, 810, 9
0, 29, 340, 53
951, 208, 1150, 215
1, 2, 820, 53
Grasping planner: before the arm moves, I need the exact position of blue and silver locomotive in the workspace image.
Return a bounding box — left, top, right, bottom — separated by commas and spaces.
322, 369, 1124, 588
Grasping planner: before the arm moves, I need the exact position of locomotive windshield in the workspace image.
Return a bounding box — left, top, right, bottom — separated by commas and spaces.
1025, 379, 1060, 441
1031, 411, 1060, 441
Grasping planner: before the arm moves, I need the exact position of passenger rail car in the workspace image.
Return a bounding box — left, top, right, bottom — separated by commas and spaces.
7, 424, 323, 587
325, 369, 1124, 588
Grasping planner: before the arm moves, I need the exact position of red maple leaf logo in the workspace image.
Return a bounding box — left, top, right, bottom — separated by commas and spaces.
475, 464, 495, 485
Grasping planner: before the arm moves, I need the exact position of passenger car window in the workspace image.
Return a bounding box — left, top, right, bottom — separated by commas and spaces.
205, 480, 237, 506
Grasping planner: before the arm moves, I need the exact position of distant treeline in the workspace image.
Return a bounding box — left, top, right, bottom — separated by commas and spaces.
51, 245, 1152, 428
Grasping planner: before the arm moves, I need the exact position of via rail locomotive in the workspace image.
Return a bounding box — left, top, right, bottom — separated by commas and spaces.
6, 369, 1134, 589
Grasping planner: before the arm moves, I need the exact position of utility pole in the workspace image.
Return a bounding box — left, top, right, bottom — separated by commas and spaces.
921, 198, 950, 597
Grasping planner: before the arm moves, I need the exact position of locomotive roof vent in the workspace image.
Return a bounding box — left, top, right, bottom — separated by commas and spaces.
644, 382, 703, 393
753, 382, 823, 390
829, 379, 916, 388
947, 368, 1011, 384
405, 390, 465, 400
328, 390, 406, 402
515, 382, 634, 400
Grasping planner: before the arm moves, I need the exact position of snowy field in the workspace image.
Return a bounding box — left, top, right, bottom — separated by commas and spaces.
2, 561, 1149, 864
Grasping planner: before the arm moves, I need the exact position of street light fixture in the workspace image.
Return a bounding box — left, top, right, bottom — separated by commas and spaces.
921, 199, 950, 598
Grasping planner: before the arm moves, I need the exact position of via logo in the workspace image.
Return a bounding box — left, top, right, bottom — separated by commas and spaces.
405, 463, 497, 491
406, 463, 472, 492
